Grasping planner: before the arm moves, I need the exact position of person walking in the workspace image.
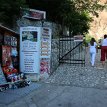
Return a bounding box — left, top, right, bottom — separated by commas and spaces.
89, 38, 97, 67
100, 34, 107, 67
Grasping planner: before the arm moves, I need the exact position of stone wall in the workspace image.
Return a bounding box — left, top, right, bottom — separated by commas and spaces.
16, 18, 63, 38
51, 39, 59, 73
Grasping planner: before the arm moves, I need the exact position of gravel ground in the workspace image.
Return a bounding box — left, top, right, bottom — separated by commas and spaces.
45, 49, 107, 89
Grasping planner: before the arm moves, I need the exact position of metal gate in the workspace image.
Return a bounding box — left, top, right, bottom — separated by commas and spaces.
59, 35, 85, 66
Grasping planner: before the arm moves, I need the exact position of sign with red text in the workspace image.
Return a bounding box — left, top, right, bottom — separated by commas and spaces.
40, 27, 51, 74
22, 8, 46, 20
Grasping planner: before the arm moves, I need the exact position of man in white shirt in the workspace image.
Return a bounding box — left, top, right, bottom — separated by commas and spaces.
101, 34, 107, 66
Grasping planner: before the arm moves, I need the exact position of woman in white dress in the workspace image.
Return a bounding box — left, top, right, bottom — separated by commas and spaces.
89, 38, 97, 67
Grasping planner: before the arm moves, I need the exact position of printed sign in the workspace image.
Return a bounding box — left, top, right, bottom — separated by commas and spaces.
74, 35, 83, 42
40, 27, 51, 74
40, 58, 50, 74
22, 8, 46, 20
41, 27, 51, 58
20, 27, 41, 73
20, 27, 51, 75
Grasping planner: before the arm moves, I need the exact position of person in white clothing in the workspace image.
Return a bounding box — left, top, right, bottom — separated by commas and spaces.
100, 34, 107, 66
89, 38, 97, 67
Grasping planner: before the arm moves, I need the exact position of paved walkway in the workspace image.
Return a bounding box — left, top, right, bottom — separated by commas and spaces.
0, 49, 107, 107
1, 84, 107, 107
85, 49, 107, 69
0, 83, 41, 107
45, 49, 107, 89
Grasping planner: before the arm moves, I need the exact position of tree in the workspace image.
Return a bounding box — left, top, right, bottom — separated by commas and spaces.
0, 0, 28, 27
0, 0, 106, 34
73, 0, 106, 16
27, 0, 107, 35
57, 0, 107, 35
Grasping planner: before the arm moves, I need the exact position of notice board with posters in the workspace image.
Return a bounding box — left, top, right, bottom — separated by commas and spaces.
20, 27, 51, 75
40, 27, 51, 74
0, 25, 19, 83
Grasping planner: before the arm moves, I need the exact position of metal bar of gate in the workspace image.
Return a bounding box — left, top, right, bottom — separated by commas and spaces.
59, 37, 85, 66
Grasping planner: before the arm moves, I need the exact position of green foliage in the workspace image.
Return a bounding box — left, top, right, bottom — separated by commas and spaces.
58, 0, 106, 35
28, 0, 106, 35
0, 0, 106, 34
84, 33, 93, 43
0, 0, 28, 26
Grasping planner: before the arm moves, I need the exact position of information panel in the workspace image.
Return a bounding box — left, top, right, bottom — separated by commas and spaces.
20, 27, 41, 73
20, 27, 51, 75
40, 27, 51, 74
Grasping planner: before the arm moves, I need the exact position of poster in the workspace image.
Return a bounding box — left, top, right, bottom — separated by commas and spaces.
41, 27, 51, 58
20, 27, 41, 73
40, 27, 51, 74
40, 58, 50, 74
0, 64, 7, 85
2, 46, 12, 67
20, 27, 51, 75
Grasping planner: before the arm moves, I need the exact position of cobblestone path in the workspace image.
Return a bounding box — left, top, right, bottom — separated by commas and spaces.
45, 49, 107, 89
